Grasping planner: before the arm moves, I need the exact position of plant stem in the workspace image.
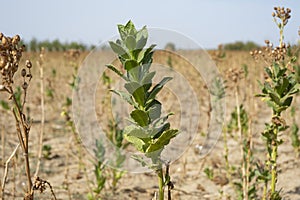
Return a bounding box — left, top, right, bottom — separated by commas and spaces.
262, 181, 267, 200
34, 59, 45, 178
157, 168, 164, 200
235, 86, 248, 200
270, 127, 278, 195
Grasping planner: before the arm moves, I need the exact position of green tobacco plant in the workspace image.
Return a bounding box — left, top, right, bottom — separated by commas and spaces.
251, 7, 300, 200
107, 20, 179, 200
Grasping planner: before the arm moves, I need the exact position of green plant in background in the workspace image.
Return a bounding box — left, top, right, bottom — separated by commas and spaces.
87, 119, 126, 200
106, 119, 127, 191
204, 167, 214, 181
224, 65, 257, 200
42, 144, 52, 160
251, 7, 300, 200
107, 20, 179, 200
227, 105, 249, 135
290, 106, 300, 157
87, 140, 106, 200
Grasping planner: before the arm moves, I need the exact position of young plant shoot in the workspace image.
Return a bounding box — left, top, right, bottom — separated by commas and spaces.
107, 20, 179, 200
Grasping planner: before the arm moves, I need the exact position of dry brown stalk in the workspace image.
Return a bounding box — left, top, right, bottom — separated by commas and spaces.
1, 143, 19, 199
34, 48, 45, 178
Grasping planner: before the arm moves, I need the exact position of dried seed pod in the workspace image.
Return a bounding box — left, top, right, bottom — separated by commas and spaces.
12, 35, 20, 45
21, 68, 26, 77
22, 82, 28, 90
25, 60, 32, 68
1, 36, 8, 47
0, 56, 7, 69
0, 32, 3, 40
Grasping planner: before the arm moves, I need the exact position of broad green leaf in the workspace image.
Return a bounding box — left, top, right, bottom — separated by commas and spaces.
269, 92, 281, 105
130, 109, 149, 127
146, 129, 178, 153
149, 122, 170, 139
117, 24, 126, 41
265, 67, 273, 78
264, 82, 273, 93
124, 125, 148, 138
147, 77, 172, 102
142, 49, 155, 67
132, 86, 146, 105
138, 44, 156, 64
124, 59, 139, 71
110, 90, 137, 108
152, 113, 174, 127
124, 82, 141, 94
136, 26, 148, 50
124, 20, 137, 35
125, 35, 137, 51
109, 41, 127, 56
277, 68, 287, 78
148, 100, 162, 121
275, 77, 289, 96
281, 96, 293, 107
124, 82, 146, 105
141, 71, 155, 91
273, 63, 280, 78
124, 134, 145, 152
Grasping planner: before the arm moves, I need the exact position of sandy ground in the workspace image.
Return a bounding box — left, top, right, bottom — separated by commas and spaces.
0, 50, 299, 199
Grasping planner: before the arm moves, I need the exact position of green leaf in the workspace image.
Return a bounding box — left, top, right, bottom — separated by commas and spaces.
133, 86, 146, 105
148, 100, 162, 121
110, 89, 138, 108
273, 62, 280, 78
117, 24, 126, 41
130, 109, 149, 127
281, 96, 292, 107
146, 129, 178, 153
275, 77, 289, 96
125, 35, 136, 51
106, 64, 128, 81
149, 122, 170, 139
125, 20, 137, 35
269, 92, 281, 105
124, 82, 141, 94
124, 134, 145, 152
265, 67, 273, 78
141, 71, 155, 91
138, 44, 156, 64
147, 77, 172, 102
0, 100, 10, 110
124, 125, 148, 138
136, 26, 148, 50
109, 41, 127, 56
124, 59, 139, 71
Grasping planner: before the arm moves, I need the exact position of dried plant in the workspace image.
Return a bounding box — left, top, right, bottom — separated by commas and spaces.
0, 33, 56, 199
0, 33, 34, 199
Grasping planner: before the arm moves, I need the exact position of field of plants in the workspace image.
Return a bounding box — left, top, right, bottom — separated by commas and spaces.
0, 6, 299, 200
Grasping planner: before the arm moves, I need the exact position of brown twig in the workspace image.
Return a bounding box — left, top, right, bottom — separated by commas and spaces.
1, 143, 20, 199
34, 51, 45, 178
